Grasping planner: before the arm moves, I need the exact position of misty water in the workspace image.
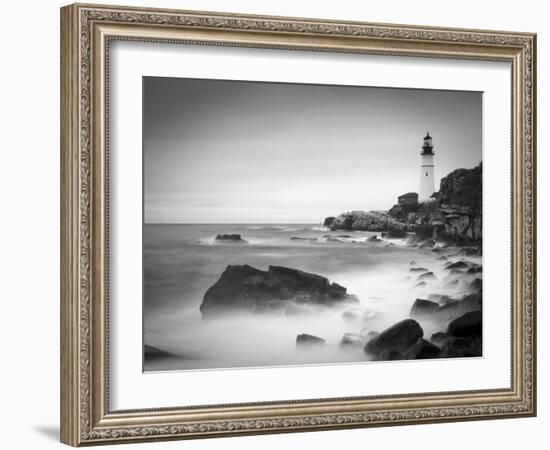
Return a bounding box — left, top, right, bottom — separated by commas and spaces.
143, 224, 481, 371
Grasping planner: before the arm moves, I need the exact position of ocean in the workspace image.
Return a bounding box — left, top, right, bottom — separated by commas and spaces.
143, 223, 481, 371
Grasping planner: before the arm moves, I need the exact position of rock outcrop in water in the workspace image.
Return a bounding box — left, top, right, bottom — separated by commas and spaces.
364, 319, 424, 360
324, 163, 482, 244
215, 234, 248, 242
200, 265, 357, 317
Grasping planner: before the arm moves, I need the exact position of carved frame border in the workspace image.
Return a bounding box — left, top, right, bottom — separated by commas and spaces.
60, 3, 536, 446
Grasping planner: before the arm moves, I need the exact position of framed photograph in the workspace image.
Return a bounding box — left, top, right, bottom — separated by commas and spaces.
60, 3, 536, 446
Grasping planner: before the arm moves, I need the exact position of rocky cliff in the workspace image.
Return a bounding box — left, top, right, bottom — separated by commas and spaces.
326, 163, 482, 243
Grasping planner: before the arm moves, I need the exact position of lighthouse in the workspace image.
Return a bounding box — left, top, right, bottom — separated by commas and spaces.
418, 132, 436, 202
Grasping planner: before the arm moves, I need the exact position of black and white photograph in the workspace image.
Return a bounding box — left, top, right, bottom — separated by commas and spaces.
143, 77, 483, 372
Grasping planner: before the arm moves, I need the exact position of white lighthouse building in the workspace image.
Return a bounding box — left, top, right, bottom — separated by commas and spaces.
418, 132, 436, 202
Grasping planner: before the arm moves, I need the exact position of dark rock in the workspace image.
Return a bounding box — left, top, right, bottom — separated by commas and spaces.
296, 333, 326, 348
458, 247, 481, 256
428, 293, 454, 305
467, 266, 482, 274
323, 217, 335, 228
215, 233, 247, 242
406, 234, 422, 246
469, 278, 482, 293
340, 333, 363, 348
447, 311, 482, 338
435, 294, 482, 322
449, 269, 466, 275
377, 349, 403, 361
409, 267, 428, 273
419, 239, 436, 249
367, 235, 383, 242
409, 261, 417, 266
336, 235, 352, 238
360, 329, 380, 341
200, 265, 356, 317
445, 261, 469, 270
364, 319, 423, 357
430, 332, 451, 347
144, 345, 177, 361
415, 281, 428, 287
403, 338, 441, 359
417, 271, 437, 281
438, 164, 482, 241
410, 299, 440, 319
439, 336, 482, 357
409, 293, 481, 323
290, 236, 318, 241
381, 229, 407, 239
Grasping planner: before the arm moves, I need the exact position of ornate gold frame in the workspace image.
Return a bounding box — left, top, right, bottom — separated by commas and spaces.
60, 3, 537, 446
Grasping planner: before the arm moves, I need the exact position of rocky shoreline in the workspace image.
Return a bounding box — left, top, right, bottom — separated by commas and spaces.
198, 235, 482, 361
324, 163, 482, 245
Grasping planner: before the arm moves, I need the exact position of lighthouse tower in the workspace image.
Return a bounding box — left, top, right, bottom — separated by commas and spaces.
418, 132, 436, 202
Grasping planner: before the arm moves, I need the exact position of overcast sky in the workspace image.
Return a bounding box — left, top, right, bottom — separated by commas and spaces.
143, 77, 482, 224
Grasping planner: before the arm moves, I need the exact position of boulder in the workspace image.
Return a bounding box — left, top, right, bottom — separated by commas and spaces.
360, 329, 380, 342
445, 261, 469, 270
200, 265, 356, 317
290, 236, 318, 241
417, 271, 437, 281
410, 294, 481, 323
458, 247, 481, 256
364, 319, 423, 357
367, 235, 383, 242
428, 293, 454, 305
439, 336, 482, 357
377, 349, 404, 361
144, 345, 176, 361
296, 333, 326, 348
430, 332, 451, 347
215, 233, 247, 242
381, 230, 407, 239
410, 267, 429, 273
419, 239, 436, 249
415, 281, 428, 288
447, 311, 482, 338
437, 294, 481, 322
410, 299, 440, 319
448, 269, 466, 275
409, 261, 417, 266
403, 338, 441, 359
323, 217, 335, 228
340, 333, 363, 348
469, 278, 482, 293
